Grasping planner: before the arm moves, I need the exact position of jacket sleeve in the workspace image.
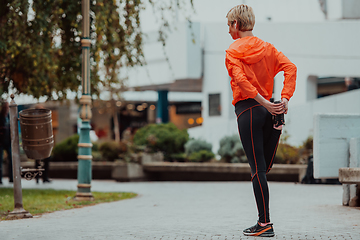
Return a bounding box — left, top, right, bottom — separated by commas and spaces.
226, 56, 258, 99
273, 48, 297, 100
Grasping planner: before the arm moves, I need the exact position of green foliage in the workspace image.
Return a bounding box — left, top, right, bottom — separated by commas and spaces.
297, 136, 313, 164
0, 0, 194, 99
275, 131, 304, 164
170, 153, 187, 162
188, 150, 214, 162
133, 122, 189, 160
184, 139, 212, 156
98, 141, 127, 162
52, 134, 79, 162
275, 143, 300, 164
218, 135, 247, 163
92, 142, 99, 152
302, 136, 313, 151
91, 150, 103, 162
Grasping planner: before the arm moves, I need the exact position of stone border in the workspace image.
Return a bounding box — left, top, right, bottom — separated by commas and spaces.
15, 161, 307, 182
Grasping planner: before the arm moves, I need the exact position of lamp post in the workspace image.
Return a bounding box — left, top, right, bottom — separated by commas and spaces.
75, 0, 94, 201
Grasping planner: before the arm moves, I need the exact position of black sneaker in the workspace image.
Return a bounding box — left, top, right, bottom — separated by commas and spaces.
243, 222, 275, 237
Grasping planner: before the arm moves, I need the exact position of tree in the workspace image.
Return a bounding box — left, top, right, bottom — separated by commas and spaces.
0, 0, 194, 100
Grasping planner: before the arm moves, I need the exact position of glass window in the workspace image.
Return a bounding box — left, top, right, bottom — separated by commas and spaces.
209, 94, 221, 116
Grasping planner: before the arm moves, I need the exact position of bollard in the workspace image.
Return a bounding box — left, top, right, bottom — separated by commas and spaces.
6, 94, 32, 220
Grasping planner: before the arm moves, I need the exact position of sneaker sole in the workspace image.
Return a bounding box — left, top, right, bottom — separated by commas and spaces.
243, 232, 275, 237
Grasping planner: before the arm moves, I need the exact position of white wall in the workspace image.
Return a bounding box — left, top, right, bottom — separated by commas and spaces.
313, 113, 360, 178
286, 89, 360, 147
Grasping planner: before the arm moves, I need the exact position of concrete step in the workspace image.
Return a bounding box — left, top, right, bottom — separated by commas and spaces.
339, 167, 360, 184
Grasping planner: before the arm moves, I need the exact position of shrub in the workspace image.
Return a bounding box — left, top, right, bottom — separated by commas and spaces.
92, 142, 99, 152
133, 123, 189, 161
188, 150, 214, 162
218, 135, 247, 163
184, 139, 212, 156
98, 141, 127, 162
52, 134, 79, 161
92, 150, 103, 162
275, 143, 300, 164
302, 136, 313, 151
170, 153, 187, 162
297, 136, 313, 164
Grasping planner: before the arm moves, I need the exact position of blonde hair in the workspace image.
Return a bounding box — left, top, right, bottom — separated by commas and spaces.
226, 4, 255, 31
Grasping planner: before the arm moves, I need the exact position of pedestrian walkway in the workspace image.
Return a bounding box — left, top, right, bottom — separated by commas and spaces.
0, 179, 359, 240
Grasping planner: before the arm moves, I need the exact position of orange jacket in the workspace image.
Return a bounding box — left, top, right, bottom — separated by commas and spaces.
225, 36, 297, 106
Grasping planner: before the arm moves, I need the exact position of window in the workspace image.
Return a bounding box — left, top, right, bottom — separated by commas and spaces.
209, 94, 221, 116
317, 76, 360, 98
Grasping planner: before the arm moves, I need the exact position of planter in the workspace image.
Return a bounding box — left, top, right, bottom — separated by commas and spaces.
142, 162, 308, 182
111, 162, 146, 182
141, 152, 164, 164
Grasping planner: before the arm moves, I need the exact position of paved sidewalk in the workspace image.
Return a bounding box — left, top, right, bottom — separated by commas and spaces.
0, 179, 359, 240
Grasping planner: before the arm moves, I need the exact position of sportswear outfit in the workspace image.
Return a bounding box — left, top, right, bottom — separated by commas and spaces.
225, 36, 296, 227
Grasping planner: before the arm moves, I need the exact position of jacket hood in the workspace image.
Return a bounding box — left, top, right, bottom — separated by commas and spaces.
226, 36, 267, 64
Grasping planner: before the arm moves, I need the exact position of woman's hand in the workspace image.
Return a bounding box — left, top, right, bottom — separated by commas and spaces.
262, 100, 284, 115
254, 94, 287, 115
281, 98, 289, 114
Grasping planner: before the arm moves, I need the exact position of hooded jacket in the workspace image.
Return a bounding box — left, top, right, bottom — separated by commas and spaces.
225, 36, 297, 106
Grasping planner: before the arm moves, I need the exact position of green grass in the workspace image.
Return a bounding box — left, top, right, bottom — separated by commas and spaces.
0, 188, 137, 220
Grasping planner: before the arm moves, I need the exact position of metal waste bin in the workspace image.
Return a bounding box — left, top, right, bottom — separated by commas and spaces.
19, 108, 54, 160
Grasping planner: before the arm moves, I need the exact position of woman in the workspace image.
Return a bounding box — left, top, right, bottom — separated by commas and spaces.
225, 4, 297, 237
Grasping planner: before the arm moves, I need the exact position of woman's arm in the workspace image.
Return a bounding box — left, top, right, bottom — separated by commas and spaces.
227, 58, 258, 99
273, 49, 297, 101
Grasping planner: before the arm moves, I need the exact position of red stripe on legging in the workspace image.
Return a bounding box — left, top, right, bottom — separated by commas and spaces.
237, 104, 261, 120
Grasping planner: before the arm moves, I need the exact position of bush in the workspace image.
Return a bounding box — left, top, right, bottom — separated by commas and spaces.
52, 134, 79, 161
218, 135, 247, 163
275, 143, 300, 164
297, 136, 313, 164
302, 136, 313, 151
92, 142, 99, 152
170, 153, 187, 162
98, 141, 127, 162
92, 150, 103, 162
188, 150, 214, 162
133, 123, 189, 161
184, 139, 212, 156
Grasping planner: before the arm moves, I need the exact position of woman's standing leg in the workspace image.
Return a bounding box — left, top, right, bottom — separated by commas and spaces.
237, 105, 270, 223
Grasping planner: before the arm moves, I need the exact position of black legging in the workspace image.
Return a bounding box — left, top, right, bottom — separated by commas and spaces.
235, 99, 281, 223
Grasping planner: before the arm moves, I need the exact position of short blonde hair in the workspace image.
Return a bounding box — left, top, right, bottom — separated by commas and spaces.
226, 4, 255, 31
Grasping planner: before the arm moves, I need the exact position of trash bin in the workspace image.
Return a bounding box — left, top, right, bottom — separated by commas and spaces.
19, 108, 54, 160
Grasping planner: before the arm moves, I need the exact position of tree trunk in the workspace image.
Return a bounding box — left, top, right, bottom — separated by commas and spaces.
113, 106, 120, 142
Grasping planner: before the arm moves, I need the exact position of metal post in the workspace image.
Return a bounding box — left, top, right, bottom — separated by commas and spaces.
75, 0, 94, 201
156, 90, 169, 123
6, 94, 32, 220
